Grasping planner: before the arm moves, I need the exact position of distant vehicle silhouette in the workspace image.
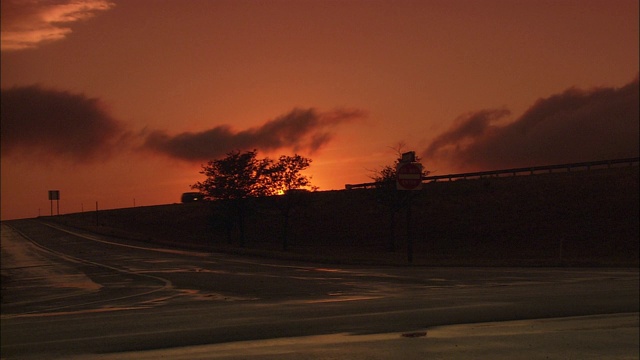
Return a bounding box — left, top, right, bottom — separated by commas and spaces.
181, 192, 204, 203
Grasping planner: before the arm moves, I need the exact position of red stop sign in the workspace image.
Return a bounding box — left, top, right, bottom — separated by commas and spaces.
396, 162, 423, 190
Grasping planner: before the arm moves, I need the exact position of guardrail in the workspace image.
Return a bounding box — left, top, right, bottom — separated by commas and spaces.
345, 157, 640, 190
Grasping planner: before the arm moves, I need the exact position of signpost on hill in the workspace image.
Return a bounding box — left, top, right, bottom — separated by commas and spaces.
396, 152, 423, 263
48, 190, 60, 216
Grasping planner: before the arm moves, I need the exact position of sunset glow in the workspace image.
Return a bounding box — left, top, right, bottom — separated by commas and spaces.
1, 0, 638, 220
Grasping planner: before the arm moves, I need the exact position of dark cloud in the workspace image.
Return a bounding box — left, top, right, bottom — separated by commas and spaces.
1, 86, 365, 164
422, 77, 639, 171
1, 85, 127, 163
143, 108, 366, 161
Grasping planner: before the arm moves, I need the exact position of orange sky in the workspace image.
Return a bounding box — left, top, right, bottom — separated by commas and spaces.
1, 0, 638, 220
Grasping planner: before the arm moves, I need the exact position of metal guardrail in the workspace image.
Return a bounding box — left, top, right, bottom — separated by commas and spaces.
345, 157, 640, 190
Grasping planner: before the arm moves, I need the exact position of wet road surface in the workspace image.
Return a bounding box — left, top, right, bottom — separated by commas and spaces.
2, 219, 638, 359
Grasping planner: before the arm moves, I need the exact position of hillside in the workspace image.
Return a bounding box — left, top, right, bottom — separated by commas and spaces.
46, 165, 639, 266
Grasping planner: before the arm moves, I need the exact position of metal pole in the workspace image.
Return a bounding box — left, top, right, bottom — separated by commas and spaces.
406, 196, 413, 264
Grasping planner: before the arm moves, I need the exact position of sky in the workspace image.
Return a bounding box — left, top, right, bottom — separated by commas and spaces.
1, 0, 638, 220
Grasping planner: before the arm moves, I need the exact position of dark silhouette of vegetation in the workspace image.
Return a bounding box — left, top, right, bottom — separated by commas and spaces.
192, 150, 269, 246
193, 150, 272, 200
268, 155, 317, 250
192, 150, 314, 248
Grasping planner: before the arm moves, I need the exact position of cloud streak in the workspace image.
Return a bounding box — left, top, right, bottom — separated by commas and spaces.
143, 108, 366, 161
423, 77, 639, 172
1, 0, 114, 51
1, 85, 365, 164
1, 85, 127, 163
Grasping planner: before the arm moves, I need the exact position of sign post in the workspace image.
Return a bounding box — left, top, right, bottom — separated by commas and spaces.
48, 190, 60, 216
396, 152, 423, 263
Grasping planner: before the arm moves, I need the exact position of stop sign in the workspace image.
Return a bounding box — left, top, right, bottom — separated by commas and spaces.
396, 162, 423, 190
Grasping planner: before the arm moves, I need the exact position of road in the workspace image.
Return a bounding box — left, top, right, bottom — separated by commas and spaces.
1, 219, 638, 359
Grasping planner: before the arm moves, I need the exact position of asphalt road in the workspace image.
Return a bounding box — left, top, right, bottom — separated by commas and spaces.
1, 219, 638, 359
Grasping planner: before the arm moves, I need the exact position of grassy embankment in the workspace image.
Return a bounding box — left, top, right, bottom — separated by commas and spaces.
47, 166, 639, 266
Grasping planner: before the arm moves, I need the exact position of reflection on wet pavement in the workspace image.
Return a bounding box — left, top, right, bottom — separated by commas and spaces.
1, 224, 102, 306
177, 289, 258, 302
64, 313, 640, 360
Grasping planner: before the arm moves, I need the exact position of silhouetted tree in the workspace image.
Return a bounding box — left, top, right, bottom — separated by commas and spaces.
268, 154, 317, 250
268, 155, 315, 194
192, 149, 271, 246
192, 150, 315, 248
193, 149, 272, 200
